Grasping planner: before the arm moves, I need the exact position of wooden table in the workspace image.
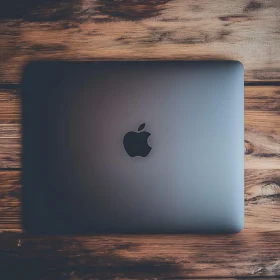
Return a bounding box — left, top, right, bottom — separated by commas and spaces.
0, 0, 279, 279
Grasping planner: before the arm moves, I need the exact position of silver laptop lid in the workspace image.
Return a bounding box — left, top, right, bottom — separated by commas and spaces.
22, 61, 244, 233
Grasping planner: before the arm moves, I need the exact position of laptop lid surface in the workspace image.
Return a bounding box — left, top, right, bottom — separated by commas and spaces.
22, 61, 244, 233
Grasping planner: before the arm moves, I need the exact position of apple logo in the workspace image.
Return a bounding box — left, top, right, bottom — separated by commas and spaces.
123, 123, 152, 157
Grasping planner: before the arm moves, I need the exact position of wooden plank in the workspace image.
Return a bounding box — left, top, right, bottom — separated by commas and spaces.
245, 170, 280, 231
0, 170, 21, 230
245, 86, 280, 169
0, 0, 280, 83
0, 89, 21, 168
0, 230, 279, 278
1, 169, 279, 231
0, 89, 21, 124
0, 86, 280, 168
0, 137, 21, 168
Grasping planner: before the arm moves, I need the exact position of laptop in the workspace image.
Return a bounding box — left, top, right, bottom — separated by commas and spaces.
21, 61, 244, 234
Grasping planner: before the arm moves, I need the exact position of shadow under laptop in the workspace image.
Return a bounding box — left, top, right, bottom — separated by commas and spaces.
0, 233, 184, 279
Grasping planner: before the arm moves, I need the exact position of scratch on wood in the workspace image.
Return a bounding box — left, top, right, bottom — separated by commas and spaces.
252, 261, 280, 276
254, 153, 280, 158
244, 140, 254, 155
218, 29, 232, 40
262, 178, 280, 189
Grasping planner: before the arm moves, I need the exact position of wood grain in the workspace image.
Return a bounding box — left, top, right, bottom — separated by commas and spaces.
245, 86, 280, 169
0, 89, 21, 168
0, 0, 280, 83
0, 230, 279, 279
0, 170, 21, 230
1, 86, 280, 169
1, 1, 280, 277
